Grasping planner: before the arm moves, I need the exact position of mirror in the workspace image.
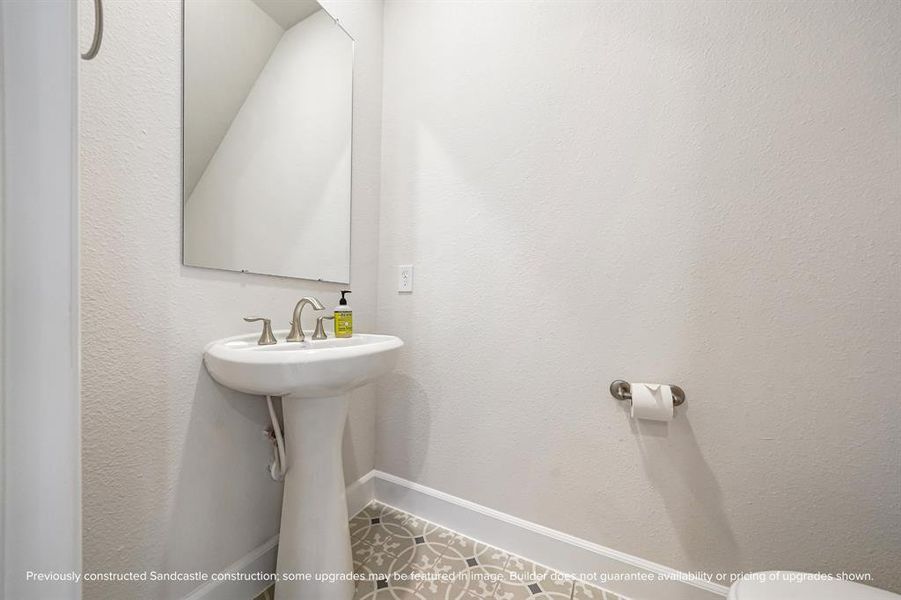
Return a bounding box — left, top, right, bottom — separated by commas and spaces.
183, 0, 353, 283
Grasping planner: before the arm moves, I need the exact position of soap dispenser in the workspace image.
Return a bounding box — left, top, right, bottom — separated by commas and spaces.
334, 290, 353, 338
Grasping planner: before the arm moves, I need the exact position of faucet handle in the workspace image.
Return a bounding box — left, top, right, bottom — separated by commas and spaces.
244, 317, 277, 346
312, 315, 335, 340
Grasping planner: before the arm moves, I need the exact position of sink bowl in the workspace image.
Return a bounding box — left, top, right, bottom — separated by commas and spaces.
204, 331, 403, 398
203, 330, 403, 600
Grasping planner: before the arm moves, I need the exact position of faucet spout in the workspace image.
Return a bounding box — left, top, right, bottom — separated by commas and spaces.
286, 297, 325, 342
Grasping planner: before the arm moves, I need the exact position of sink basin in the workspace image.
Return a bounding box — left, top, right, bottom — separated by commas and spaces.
203, 330, 403, 600
204, 331, 403, 398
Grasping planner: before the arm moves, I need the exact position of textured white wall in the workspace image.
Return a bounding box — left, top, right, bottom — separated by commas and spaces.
186, 8, 353, 283
376, 0, 901, 592
183, 0, 282, 196
78, 0, 382, 598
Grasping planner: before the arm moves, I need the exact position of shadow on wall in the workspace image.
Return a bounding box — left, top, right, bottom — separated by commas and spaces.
159, 365, 284, 599
376, 373, 432, 483
628, 405, 741, 571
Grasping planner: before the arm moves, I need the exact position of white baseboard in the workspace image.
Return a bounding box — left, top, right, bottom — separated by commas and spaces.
184, 470, 727, 600
182, 534, 279, 600
372, 470, 728, 600
346, 469, 376, 517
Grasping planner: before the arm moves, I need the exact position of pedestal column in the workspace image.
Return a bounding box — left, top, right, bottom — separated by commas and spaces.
274, 394, 354, 600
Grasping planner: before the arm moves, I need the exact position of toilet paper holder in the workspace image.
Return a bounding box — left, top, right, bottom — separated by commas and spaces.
609, 380, 686, 407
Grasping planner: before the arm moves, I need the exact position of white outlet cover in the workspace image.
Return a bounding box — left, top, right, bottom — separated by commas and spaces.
398, 265, 413, 292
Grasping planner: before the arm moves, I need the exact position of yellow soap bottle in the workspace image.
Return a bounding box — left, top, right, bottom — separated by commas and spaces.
334, 290, 353, 338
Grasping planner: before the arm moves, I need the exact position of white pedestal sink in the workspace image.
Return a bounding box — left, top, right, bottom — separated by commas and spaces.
203, 332, 403, 600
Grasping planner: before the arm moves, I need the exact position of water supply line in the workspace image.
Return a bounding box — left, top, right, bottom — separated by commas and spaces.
265, 395, 286, 481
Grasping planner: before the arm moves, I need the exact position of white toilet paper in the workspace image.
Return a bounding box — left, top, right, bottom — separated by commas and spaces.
630, 383, 674, 422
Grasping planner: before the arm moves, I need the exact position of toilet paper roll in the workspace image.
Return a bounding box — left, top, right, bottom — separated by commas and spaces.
630, 383, 674, 422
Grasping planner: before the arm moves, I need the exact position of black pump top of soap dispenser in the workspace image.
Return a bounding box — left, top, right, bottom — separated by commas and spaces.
339, 290, 351, 306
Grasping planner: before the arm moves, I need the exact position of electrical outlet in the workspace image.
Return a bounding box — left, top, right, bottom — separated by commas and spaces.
398, 265, 413, 293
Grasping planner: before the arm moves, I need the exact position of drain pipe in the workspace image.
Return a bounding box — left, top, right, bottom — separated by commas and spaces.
265, 395, 287, 481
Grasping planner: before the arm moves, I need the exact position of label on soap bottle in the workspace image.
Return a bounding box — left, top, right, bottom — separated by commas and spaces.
334, 311, 353, 338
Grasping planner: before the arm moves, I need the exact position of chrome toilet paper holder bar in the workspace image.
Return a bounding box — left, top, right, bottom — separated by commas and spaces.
609, 380, 686, 407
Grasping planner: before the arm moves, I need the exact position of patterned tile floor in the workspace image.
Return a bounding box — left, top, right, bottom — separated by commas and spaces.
255, 502, 626, 600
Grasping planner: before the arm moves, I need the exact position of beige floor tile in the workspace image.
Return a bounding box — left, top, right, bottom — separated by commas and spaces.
495, 555, 573, 600
347, 504, 621, 600
355, 543, 396, 583
351, 510, 373, 547
428, 534, 509, 599
380, 505, 446, 539
396, 535, 446, 576
355, 550, 417, 597
572, 580, 625, 600
354, 584, 430, 600
416, 566, 477, 600
356, 526, 449, 598
417, 578, 480, 600
354, 503, 446, 559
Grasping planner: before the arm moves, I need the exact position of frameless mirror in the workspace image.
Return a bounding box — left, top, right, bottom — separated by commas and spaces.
183, 0, 353, 283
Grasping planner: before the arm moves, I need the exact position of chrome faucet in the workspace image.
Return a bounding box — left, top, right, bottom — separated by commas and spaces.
286, 297, 325, 342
